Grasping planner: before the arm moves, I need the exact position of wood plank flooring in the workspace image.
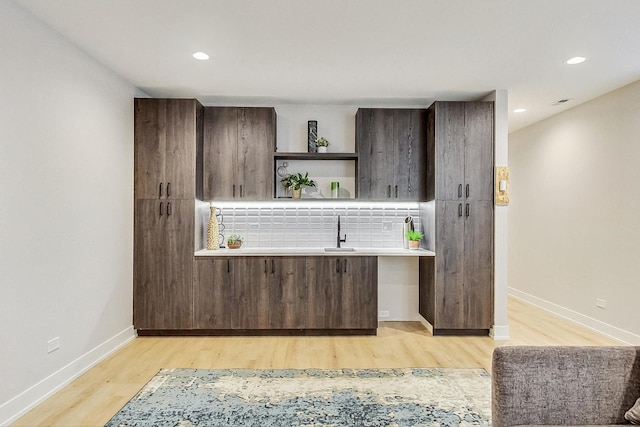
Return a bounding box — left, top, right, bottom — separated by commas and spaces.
12, 297, 621, 427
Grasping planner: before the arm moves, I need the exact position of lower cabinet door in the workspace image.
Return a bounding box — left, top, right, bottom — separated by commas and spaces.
306, 257, 343, 329
193, 258, 233, 329
341, 257, 378, 329
306, 257, 378, 330
233, 257, 270, 329
269, 257, 307, 329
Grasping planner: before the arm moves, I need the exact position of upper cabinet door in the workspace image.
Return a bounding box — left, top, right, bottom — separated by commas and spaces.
464, 102, 494, 202
357, 108, 395, 199
434, 102, 466, 201
237, 107, 275, 200
394, 109, 427, 200
134, 99, 165, 199
164, 99, 198, 199
202, 107, 275, 201
134, 98, 199, 200
203, 107, 238, 200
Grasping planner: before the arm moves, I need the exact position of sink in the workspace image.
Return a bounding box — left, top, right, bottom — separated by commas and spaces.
324, 247, 356, 252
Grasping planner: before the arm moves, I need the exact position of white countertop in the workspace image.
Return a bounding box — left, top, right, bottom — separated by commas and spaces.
195, 247, 435, 257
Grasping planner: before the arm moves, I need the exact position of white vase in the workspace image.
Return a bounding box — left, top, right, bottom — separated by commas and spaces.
317, 146, 327, 153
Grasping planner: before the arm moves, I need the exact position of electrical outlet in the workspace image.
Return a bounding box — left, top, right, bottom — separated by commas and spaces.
47, 337, 60, 354
596, 299, 606, 309
379, 310, 390, 318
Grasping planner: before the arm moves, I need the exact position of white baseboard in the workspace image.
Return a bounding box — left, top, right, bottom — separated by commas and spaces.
0, 326, 136, 426
490, 325, 510, 341
509, 287, 640, 345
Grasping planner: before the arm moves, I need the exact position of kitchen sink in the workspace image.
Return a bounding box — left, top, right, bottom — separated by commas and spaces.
324, 247, 356, 252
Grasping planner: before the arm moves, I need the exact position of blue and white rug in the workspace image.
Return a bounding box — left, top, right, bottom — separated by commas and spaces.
105, 367, 491, 427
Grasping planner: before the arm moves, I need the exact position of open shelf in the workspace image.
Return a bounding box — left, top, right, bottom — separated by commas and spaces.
274, 152, 358, 161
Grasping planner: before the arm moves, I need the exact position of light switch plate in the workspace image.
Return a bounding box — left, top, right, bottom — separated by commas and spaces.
495, 166, 510, 205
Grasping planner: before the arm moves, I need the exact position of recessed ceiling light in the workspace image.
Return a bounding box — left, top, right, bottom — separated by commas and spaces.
192, 51, 209, 60
566, 56, 586, 65
513, 108, 527, 113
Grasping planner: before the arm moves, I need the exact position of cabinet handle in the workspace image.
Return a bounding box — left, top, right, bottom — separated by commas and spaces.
458, 184, 462, 198
387, 185, 391, 198
167, 202, 171, 216
167, 182, 171, 197
240, 185, 243, 198
343, 258, 348, 273
458, 203, 462, 217
465, 203, 470, 217
159, 202, 163, 216
271, 259, 275, 274
159, 182, 163, 198
227, 259, 231, 273
466, 184, 469, 198
395, 185, 398, 198
264, 259, 267, 273
336, 258, 340, 273
233, 185, 236, 198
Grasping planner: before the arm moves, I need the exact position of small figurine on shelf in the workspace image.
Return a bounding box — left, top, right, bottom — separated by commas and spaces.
315, 137, 329, 153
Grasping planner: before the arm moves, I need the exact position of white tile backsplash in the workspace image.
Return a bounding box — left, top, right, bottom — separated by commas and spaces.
201, 201, 421, 249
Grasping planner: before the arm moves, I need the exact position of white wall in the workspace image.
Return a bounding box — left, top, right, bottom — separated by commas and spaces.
483, 90, 510, 340
0, 1, 137, 423
509, 80, 640, 344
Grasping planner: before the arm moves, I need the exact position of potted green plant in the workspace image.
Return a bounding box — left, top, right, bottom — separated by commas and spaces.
406, 230, 423, 250
227, 234, 243, 249
280, 172, 316, 199
315, 137, 329, 153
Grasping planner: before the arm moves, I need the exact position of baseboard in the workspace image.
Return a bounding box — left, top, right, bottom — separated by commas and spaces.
0, 326, 136, 426
490, 324, 510, 341
509, 287, 640, 345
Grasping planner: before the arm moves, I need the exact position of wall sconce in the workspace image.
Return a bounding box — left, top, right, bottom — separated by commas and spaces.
495, 166, 509, 205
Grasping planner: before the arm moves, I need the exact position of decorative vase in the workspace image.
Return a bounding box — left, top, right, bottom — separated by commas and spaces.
228, 241, 242, 249
408, 240, 420, 250
207, 205, 220, 250
292, 188, 302, 199
317, 146, 327, 153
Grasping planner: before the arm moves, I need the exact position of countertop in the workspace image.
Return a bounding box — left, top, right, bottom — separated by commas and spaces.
195, 247, 435, 257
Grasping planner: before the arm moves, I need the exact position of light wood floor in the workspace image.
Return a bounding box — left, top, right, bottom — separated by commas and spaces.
12, 297, 621, 427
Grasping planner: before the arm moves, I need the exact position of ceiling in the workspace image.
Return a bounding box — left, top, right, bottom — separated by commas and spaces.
12, 0, 640, 132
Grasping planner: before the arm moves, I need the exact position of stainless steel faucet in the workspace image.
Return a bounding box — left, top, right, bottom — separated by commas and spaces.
337, 215, 347, 248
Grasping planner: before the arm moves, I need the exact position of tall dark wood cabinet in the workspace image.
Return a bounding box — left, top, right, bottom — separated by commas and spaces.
306, 256, 378, 332
356, 108, 427, 200
420, 101, 494, 335
134, 98, 203, 331
202, 107, 276, 200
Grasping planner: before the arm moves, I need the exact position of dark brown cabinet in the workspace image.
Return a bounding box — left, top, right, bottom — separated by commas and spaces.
134, 98, 200, 200
193, 257, 233, 329
233, 257, 306, 329
203, 107, 276, 200
134, 98, 202, 332
356, 108, 427, 200
420, 101, 494, 335
306, 256, 378, 331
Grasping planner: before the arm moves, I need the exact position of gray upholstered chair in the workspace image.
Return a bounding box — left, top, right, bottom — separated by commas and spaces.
492, 346, 640, 426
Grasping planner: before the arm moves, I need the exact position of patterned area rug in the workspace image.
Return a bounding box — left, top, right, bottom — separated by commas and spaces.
105, 367, 491, 427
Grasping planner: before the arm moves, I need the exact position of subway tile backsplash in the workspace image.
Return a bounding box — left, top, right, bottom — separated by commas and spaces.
197, 201, 420, 249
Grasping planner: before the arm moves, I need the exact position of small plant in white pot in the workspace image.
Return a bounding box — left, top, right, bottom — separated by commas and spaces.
406, 230, 423, 249
315, 137, 329, 153
280, 172, 316, 199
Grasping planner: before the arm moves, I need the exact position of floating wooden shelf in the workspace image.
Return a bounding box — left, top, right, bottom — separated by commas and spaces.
274, 152, 358, 161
